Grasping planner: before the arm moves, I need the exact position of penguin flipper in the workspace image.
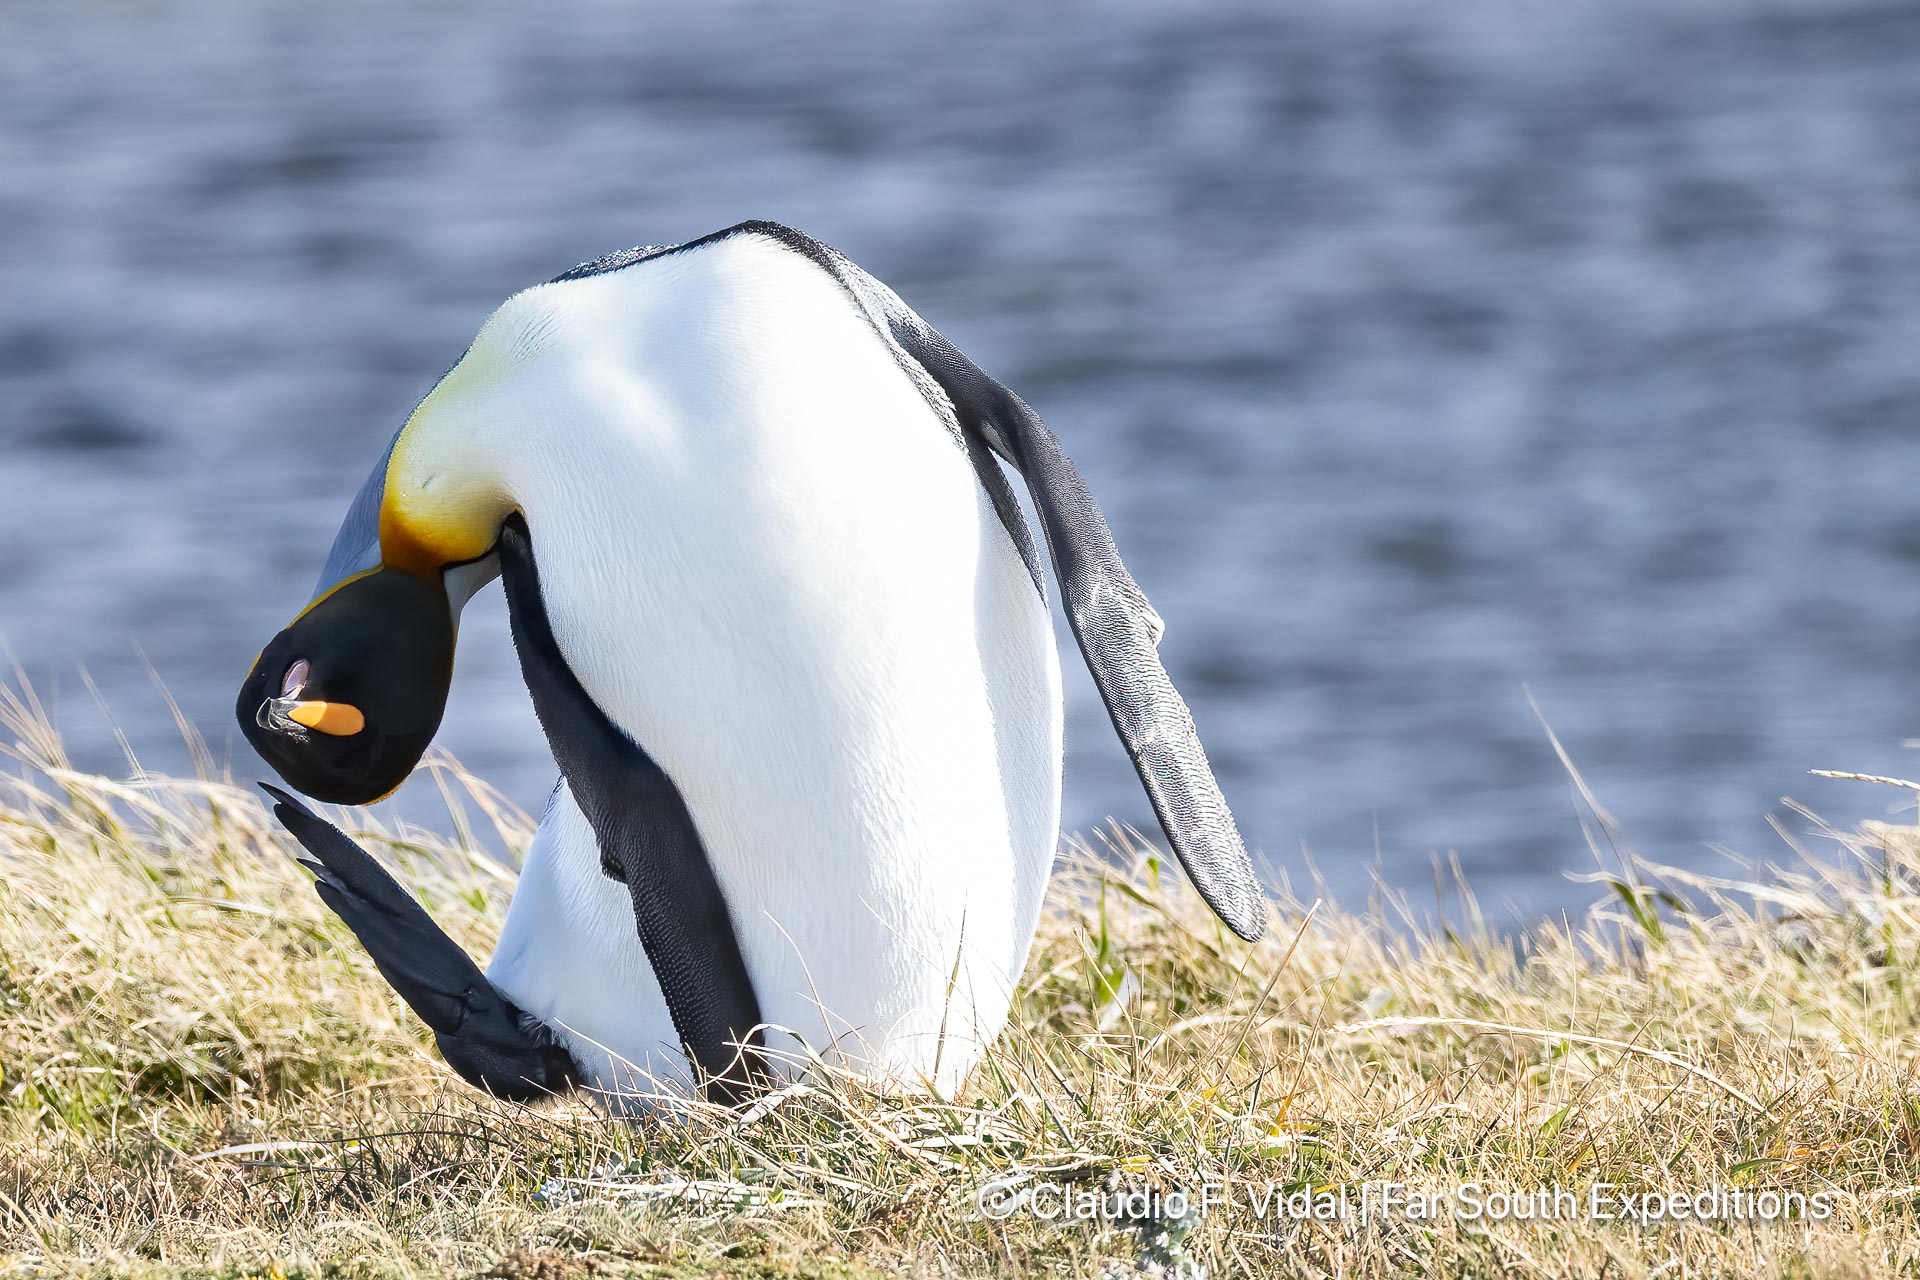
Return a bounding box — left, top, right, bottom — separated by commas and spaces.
495, 515, 767, 1104
885, 317, 1268, 944
262, 784, 581, 1102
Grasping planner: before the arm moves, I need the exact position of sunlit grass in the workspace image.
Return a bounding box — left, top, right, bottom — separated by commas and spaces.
2, 680, 1917, 1278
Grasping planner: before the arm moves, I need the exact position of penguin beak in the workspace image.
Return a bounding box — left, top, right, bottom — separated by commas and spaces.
250, 655, 367, 739
257, 694, 364, 736
285, 701, 368, 735
259, 694, 367, 738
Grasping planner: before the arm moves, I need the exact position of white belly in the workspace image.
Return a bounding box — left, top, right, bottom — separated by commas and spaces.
481, 237, 1064, 1097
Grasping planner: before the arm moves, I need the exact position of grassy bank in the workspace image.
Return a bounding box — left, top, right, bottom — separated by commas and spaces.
2, 696, 1918, 1278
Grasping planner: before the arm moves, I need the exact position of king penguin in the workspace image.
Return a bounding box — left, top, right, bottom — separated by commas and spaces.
237, 221, 1266, 1105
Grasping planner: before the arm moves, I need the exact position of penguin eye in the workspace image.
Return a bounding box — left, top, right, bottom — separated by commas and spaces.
281, 659, 310, 698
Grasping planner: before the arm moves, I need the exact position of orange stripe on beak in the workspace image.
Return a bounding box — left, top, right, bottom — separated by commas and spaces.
286, 701, 366, 737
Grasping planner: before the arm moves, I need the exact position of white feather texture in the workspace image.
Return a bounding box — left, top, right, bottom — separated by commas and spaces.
416, 232, 1063, 1097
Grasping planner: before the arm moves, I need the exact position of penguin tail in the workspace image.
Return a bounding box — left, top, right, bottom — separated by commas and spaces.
261, 783, 581, 1103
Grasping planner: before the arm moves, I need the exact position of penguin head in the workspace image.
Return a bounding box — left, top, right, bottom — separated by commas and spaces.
237, 566, 457, 805
238, 282, 565, 804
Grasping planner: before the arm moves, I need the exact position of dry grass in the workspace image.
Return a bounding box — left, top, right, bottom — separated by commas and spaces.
3, 684, 1919, 1279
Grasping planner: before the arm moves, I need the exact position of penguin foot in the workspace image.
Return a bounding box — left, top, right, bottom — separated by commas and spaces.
262, 783, 581, 1103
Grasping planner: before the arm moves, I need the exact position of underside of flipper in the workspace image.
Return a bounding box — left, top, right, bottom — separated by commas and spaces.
263, 783, 582, 1102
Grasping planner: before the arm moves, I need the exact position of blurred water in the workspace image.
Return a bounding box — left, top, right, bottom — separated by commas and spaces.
3, 0, 1919, 916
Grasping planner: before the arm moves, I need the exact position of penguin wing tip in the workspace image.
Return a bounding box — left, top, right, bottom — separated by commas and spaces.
1228, 907, 1268, 944
258, 781, 316, 825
